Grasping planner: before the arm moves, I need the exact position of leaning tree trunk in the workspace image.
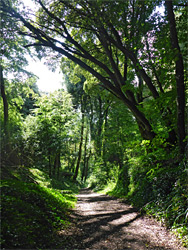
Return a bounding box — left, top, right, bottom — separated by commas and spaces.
165, 0, 186, 154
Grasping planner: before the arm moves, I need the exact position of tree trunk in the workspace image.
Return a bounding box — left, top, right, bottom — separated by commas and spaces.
0, 65, 13, 164
73, 113, 84, 180
84, 150, 91, 182
102, 104, 110, 175
53, 155, 57, 176
81, 126, 88, 182
52, 153, 61, 177
96, 97, 103, 156
48, 148, 52, 178
165, 0, 186, 154
0, 65, 10, 154
0, 65, 8, 131
57, 152, 61, 178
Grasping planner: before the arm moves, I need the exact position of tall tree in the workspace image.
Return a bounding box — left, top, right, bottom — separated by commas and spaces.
1, 0, 187, 150
0, 65, 11, 159
165, 0, 186, 154
0, 1, 36, 164
23, 90, 77, 176
0, 66, 8, 135
73, 112, 84, 180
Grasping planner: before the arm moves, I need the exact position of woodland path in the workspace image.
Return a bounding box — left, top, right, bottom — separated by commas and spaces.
58, 189, 186, 250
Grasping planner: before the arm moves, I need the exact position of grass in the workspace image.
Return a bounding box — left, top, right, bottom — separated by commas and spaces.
1, 166, 79, 249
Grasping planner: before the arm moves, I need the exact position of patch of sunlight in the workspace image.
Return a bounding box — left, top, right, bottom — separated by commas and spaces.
29, 168, 50, 187
98, 181, 116, 194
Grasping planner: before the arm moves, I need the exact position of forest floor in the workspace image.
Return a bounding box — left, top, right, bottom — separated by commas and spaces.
57, 188, 186, 250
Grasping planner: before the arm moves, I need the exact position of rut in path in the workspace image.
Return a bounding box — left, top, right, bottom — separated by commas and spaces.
59, 189, 186, 250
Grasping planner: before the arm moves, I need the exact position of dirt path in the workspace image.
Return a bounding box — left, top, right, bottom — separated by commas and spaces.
58, 189, 186, 250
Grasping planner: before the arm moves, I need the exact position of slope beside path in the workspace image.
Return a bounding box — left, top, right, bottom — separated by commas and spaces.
58, 189, 186, 250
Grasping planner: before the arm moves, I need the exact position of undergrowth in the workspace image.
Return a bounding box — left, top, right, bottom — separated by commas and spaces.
100, 155, 188, 248
1, 166, 79, 249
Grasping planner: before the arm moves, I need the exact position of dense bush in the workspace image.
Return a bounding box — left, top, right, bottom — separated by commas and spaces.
103, 144, 188, 247
144, 159, 188, 247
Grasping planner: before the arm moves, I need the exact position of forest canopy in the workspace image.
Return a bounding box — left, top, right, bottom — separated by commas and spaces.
1, 0, 187, 149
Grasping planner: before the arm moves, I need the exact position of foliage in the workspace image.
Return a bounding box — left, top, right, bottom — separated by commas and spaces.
101, 143, 188, 247
1, 166, 79, 249
2, 0, 187, 149
0, 77, 39, 167
22, 90, 79, 175
86, 158, 117, 190
144, 158, 188, 247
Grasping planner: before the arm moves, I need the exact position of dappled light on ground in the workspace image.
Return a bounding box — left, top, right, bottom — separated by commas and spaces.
59, 189, 186, 250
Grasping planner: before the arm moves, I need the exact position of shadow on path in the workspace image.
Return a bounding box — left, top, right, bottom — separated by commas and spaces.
59, 189, 185, 250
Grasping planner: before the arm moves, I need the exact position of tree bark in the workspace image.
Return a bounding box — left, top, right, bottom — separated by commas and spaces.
165, 0, 186, 154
